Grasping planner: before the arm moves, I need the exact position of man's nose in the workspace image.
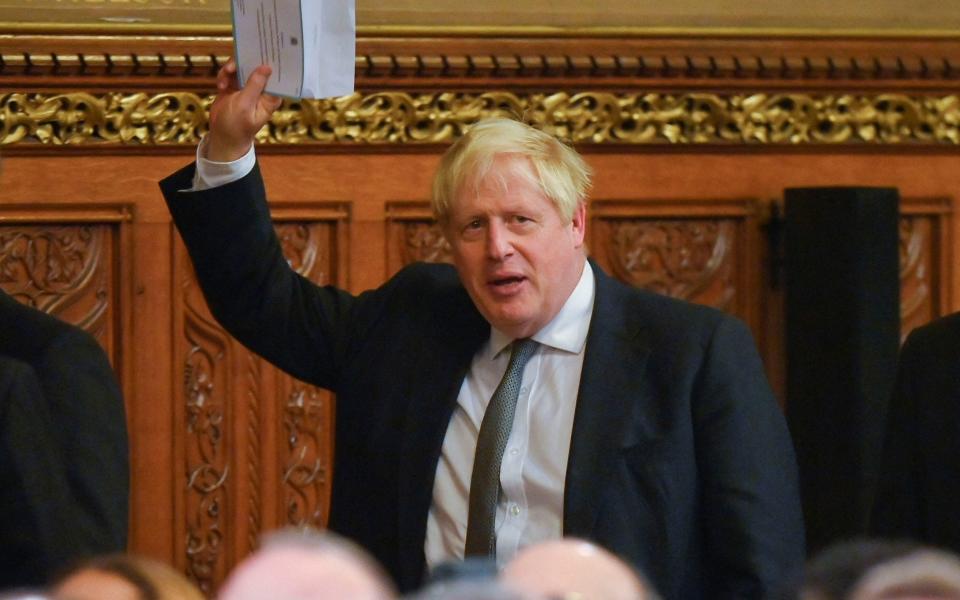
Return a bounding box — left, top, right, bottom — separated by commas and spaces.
485, 221, 514, 260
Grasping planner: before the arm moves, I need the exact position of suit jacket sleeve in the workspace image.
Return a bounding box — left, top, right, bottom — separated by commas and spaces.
160, 161, 394, 392
694, 316, 805, 599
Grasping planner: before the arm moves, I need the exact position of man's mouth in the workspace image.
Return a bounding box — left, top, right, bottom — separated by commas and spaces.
487, 275, 527, 295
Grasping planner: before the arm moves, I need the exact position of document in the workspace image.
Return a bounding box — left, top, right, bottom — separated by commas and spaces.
231, 0, 355, 99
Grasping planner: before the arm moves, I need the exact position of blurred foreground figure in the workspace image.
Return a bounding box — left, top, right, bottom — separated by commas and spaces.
848, 548, 960, 600
218, 528, 397, 600
52, 554, 203, 600
872, 312, 960, 553
0, 290, 128, 587
0, 591, 48, 600
778, 539, 960, 600
407, 580, 527, 600
501, 538, 658, 600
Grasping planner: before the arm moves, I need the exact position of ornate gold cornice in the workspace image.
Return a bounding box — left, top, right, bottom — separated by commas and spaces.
2, 91, 959, 146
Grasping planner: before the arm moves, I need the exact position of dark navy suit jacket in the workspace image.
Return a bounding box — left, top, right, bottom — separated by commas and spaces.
0, 291, 128, 586
871, 312, 960, 553
162, 162, 804, 599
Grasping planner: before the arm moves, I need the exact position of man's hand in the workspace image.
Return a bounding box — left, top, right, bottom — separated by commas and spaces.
206, 61, 283, 162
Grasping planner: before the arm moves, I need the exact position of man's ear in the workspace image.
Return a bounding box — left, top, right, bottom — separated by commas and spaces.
570, 203, 587, 247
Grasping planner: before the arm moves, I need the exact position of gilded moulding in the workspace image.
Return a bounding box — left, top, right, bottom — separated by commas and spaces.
1, 90, 959, 146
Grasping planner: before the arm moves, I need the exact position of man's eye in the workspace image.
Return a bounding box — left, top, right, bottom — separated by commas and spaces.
515, 216, 531, 223
465, 219, 482, 230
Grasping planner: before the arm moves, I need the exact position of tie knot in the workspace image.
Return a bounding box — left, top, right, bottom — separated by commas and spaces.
509, 338, 538, 367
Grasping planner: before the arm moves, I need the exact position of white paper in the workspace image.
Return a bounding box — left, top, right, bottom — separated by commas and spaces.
232, 0, 355, 100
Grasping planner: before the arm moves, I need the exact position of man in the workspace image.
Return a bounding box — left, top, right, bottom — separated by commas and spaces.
871, 312, 960, 553
0, 290, 129, 587
160, 63, 804, 599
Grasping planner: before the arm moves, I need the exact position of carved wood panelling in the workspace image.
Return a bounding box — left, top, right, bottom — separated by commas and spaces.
0, 206, 129, 363
280, 381, 330, 529
602, 220, 737, 311
591, 200, 760, 331
385, 203, 451, 276
899, 198, 952, 341
275, 222, 336, 531
179, 259, 230, 594
175, 206, 347, 592
183, 292, 228, 593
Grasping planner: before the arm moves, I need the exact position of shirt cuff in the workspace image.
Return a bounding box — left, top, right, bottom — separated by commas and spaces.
189, 136, 257, 191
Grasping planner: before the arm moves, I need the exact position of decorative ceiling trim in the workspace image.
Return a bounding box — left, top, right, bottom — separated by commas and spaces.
3, 36, 960, 89
3, 24, 960, 39
2, 90, 958, 146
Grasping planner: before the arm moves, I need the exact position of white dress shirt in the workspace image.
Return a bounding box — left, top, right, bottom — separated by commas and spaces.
191, 137, 257, 190
425, 262, 595, 570
192, 140, 597, 570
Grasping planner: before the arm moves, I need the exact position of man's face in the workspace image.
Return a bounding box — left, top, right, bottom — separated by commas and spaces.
444, 154, 587, 339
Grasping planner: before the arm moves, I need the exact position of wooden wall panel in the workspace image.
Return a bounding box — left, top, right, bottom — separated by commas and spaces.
0, 211, 128, 362
899, 198, 952, 341
386, 202, 451, 274
172, 209, 346, 594
589, 199, 761, 331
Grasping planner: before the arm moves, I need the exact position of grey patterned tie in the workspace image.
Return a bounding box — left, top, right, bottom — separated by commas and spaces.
464, 338, 539, 557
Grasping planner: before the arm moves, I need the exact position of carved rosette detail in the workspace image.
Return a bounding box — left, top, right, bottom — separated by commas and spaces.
402, 222, 452, 265
0, 225, 109, 336
606, 219, 736, 310
277, 224, 324, 275
898, 217, 933, 341
3, 91, 959, 145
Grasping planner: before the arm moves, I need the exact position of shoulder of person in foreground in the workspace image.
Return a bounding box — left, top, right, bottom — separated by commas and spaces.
0, 291, 129, 556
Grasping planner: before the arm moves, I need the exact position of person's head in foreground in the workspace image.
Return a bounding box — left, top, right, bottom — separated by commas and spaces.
217, 527, 396, 600
785, 538, 960, 600
51, 554, 203, 600
499, 538, 658, 600
846, 548, 960, 600
407, 579, 528, 600
433, 117, 592, 339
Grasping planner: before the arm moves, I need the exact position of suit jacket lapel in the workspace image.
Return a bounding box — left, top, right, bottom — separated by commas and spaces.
395, 295, 488, 589
564, 264, 652, 537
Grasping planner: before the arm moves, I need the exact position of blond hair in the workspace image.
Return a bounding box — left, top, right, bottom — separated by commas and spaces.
431, 118, 591, 225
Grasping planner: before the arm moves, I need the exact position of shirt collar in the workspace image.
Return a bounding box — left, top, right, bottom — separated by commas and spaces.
489, 260, 596, 358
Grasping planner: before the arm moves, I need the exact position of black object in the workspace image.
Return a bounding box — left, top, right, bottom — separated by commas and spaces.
784, 187, 900, 555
